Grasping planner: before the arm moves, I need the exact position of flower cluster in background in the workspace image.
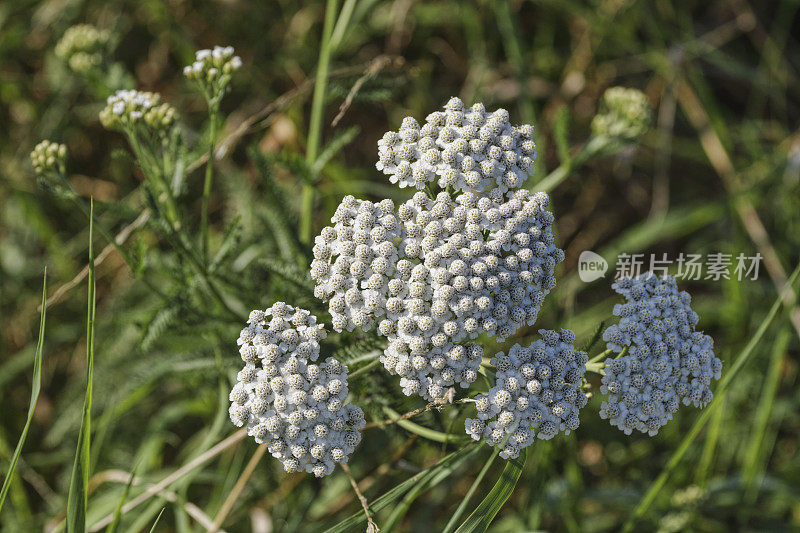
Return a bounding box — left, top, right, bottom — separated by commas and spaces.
30, 140, 67, 177
99, 90, 177, 134
229, 303, 365, 477
55, 24, 109, 74
465, 329, 588, 459
591, 87, 652, 141
599, 274, 722, 435
183, 46, 242, 107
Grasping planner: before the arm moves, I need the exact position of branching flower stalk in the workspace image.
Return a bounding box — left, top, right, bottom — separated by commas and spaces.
536, 87, 652, 192
100, 90, 182, 227
184, 46, 242, 263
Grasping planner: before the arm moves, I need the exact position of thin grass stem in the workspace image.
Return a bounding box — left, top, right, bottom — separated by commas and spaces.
300, 0, 340, 246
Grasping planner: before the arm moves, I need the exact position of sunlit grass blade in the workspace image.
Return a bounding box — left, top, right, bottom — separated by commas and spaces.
621, 262, 800, 532
454, 448, 527, 532
67, 202, 97, 533
148, 508, 165, 532
105, 464, 137, 533
0, 270, 47, 514
323, 443, 480, 533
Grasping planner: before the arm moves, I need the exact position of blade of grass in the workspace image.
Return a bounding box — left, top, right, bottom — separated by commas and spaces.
621, 261, 800, 532
454, 447, 527, 533
742, 328, 790, 493
300, 0, 340, 245
67, 201, 97, 533
442, 445, 502, 533
148, 508, 165, 532
382, 454, 461, 533
105, 464, 137, 533
0, 270, 47, 514
323, 443, 480, 533
695, 391, 726, 485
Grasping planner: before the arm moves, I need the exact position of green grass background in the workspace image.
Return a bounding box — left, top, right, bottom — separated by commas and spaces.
1, 0, 799, 531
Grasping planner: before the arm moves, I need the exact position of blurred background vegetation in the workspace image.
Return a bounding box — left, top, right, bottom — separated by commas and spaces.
1, 0, 799, 531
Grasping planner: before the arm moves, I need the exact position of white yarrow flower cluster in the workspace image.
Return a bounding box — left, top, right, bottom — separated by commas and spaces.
599, 274, 721, 436
184, 46, 242, 104
311, 196, 401, 332
229, 303, 365, 477
376, 97, 537, 197
465, 329, 588, 459
313, 99, 563, 402
385, 188, 561, 400
99, 90, 177, 133
312, 187, 563, 401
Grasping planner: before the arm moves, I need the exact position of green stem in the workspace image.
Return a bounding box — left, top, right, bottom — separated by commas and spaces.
585, 362, 606, 375
536, 136, 607, 193
300, 0, 340, 246
128, 130, 181, 228
587, 348, 613, 366
381, 407, 466, 444
349, 359, 380, 379
69, 195, 134, 267
152, 201, 244, 322
201, 107, 218, 264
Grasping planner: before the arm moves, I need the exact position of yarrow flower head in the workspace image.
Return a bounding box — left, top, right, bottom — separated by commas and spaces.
590, 87, 652, 141
30, 140, 67, 177
99, 90, 177, 133
599, 273, 721, 436
229, 303, 365, 477
312, 187, 563, 401
55, 24, 109, 74
465, 329, 588, 459
312, 98, 563, 402
184, 46, 242, 105
376, 96, 537, 197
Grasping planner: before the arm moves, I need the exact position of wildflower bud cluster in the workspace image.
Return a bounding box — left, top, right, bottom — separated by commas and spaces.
55, 24, 109, 74
312, 98, 562, 401
99, 90, 177, 133
183, 46, 242, 103
376, 97, 537, 196
465, 329, 588, 458
30, 140, 67, 176
599, 274, 721, 436
229, 303, 365, 477
590, 87, 652, 140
